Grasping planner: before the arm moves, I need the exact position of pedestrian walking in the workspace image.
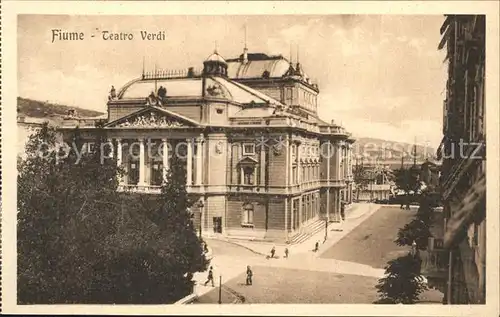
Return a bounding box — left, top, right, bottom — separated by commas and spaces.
246, 265, 253, 285
204, 266, 214, 287
270, 246, 276, 258
284, 248, 289, 258
314, 241, 319, 252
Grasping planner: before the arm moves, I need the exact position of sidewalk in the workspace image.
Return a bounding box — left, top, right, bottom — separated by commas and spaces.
215, 203, 382, 258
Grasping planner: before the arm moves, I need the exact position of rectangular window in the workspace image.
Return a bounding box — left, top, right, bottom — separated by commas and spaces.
242, 205, 254, 225
243, 167, 255, 185
286, 88, 293, 104
243, 143, 255, 156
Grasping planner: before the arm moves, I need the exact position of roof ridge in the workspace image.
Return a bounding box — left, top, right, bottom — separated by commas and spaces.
215, 77, 282, 106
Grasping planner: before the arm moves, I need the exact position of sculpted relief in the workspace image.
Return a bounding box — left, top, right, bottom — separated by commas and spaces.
118, 111, 185, 128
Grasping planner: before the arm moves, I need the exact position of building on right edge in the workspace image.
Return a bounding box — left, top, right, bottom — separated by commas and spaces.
437, 15, 486, 304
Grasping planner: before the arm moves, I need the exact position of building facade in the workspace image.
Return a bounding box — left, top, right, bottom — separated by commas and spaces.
434, 15, 486, 304
59, 49, 355, 243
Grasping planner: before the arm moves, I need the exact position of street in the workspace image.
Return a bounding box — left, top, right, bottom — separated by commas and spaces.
320, 205, 415, 268
195, 205, 443, 304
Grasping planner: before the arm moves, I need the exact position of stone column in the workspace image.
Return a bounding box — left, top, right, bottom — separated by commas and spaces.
299, 196, 303, 228
284, 198, 289, 242
347, 144, 352, 178
297, 144, 302, 184
196, 137, 203, 185
107, 138, 114, 158
260, 146, 266, 186
116, 138, 122, 166
187, 138, 193, 186
138, 138, 146, 185
336, 141, 342, 180
326, 141, 331, 221
285, 135, 290, 187
162, 138, 169, 183
288, 143, 293, 186
253, 166, 258, 185
116, 138, 123, 184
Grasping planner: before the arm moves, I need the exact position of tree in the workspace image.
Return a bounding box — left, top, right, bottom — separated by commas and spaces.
353, 164, 370, 201
17, 125, 207, 304
17, 124, 124, 303
395, 218, 432, 250
394, 167, 420, 208
84, 149, 208, 303
375, 252, 428, 304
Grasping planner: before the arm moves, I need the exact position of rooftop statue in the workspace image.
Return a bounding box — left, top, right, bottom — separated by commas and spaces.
146, 91, 159, 106
157, 86, 167, 100
108, 85, 117, 100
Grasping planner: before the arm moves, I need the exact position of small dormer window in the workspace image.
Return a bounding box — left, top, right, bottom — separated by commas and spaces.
243, 143, 255, 156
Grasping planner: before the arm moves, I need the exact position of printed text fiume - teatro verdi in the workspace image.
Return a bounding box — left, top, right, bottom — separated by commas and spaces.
51, 29, 166, 43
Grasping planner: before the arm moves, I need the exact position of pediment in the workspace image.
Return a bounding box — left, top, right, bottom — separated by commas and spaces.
105, 106, 199, 128
238, 156, 259, 165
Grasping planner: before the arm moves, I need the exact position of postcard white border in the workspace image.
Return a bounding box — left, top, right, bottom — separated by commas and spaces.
2, 1, 499, 316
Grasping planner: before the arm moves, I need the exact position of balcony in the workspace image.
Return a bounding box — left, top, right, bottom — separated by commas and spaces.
118, 184, 162, 194
118, 183, 205, 194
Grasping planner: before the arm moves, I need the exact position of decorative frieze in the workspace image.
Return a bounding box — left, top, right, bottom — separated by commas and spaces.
118, 111, 185, 128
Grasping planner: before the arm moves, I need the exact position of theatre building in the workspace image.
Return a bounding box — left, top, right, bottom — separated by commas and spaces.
60, 48, 355, 243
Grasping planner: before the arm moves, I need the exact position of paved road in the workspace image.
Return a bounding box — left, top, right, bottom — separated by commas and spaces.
205, 238, 261, 258
195, 205, 443, 304
320, 205, 417, 269
196, 266, 379, 304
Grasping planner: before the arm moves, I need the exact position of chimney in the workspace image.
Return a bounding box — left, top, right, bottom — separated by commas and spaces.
187, 67, 195, 78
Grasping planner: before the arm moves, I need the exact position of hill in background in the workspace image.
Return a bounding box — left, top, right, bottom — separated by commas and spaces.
351, 136, 437, 168
17, 97, 105, 125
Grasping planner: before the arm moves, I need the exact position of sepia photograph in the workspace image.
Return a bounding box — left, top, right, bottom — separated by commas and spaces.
1, 1, 499, 316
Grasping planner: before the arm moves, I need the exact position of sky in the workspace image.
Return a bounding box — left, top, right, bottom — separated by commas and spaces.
18, 15, 447, 147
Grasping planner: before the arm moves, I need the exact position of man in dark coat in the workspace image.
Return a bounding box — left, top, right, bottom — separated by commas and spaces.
204, 266, 214, 287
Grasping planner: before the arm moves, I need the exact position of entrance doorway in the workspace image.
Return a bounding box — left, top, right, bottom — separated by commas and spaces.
213, 217, 222, 234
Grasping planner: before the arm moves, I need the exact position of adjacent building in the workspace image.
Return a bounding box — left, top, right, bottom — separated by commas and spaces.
57, 48, 355, 243
427, 15, 486, 304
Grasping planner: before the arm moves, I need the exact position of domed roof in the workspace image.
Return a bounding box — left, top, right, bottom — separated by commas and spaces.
226, 55, 290, 79
205, 51, 227, 64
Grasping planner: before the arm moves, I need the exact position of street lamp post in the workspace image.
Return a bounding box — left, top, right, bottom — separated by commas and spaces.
218, 275, 222, 304
197, 199, 204, 239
